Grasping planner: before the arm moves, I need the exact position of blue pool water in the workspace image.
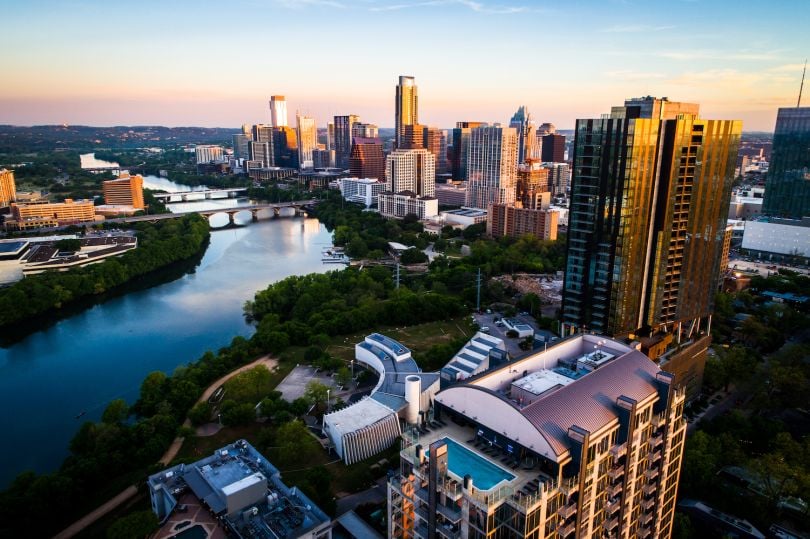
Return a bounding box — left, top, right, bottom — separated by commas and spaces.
435, 437, 515, 490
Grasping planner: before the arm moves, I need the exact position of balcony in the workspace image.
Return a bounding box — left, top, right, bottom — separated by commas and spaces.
559, 522, 576, 537
642, 498, 655, 510
605, 498, 621, 514
651, 414, 665, 428
607, 483, 623, 498
437, 526, 461, 539
436, 503, 462, 523
640, 512, 653, 525
650, 450, 662, 463
559, 502, 577, 519
560, 479, 579, 496
642, 484, 656, 496
650, 434, 664, 447
608, 465, 624, 481
644, 468, 659, 480
610, 443, 627, 458
603, 517, 619, 530
638, 526, 651, 538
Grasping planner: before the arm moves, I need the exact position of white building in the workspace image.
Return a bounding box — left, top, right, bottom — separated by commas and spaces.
339, 177, 385, 207
465, 125, 518, 209
194, 145, 224, 163
542, 162, 571, 196
296, 114, 317, 169
269, 95, 287, 127
440, 331, 505, 385
385, 148, 436, 196
378, 191, 438, 220
742, 219, 810, 262
440, 207, 487, 228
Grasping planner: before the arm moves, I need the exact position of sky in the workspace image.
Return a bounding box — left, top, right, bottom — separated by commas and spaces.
1, 0, 809, 131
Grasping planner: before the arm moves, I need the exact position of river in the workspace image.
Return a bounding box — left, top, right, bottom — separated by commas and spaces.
0, 173, 333, 487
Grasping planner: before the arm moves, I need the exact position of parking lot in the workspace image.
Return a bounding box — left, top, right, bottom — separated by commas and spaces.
275, 365, 339, 402
471, 311, 554, 357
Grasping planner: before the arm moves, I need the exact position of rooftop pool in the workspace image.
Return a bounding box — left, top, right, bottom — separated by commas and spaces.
431, 437, 515, 490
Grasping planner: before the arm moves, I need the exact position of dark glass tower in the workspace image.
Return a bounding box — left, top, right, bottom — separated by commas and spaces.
562, 97, 741, 337
762, 107, 810, 218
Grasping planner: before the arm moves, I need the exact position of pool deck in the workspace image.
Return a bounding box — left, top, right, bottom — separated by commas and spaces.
408, 422, 554, 495
153, 492, 227, 539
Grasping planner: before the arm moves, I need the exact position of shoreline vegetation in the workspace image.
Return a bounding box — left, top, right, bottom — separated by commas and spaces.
0, 214, 211, 330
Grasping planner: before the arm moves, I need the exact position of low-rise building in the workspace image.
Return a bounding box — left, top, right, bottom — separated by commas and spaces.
439, 331, 505, 386
487, 203, 558, 240
339, 177, 386, 207
378, 191, 439, 220
741, 217, 810, 264
194, 144, 224, 164
6, 199, 99, 230
148, 439, 332, 539
435, 182, 467, 207
440, 207, 487, 229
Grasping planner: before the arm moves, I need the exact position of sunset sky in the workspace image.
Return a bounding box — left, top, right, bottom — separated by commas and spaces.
2, 0, 808, 131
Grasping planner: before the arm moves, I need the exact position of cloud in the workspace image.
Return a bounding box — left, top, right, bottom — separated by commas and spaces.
656, 49, 785, 61
767, 63, 807, 73
601, 24, 675, 33
272, 0, 346, 8
604, 70, 666, 80
369, 0, 537, 14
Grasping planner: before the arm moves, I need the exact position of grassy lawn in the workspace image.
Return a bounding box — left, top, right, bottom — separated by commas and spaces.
325, 315, 475, 363
173, 424, 265, 463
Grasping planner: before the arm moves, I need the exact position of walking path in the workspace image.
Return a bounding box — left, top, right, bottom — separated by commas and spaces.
54, 355, 277, 539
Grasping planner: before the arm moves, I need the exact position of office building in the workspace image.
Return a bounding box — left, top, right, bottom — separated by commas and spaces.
8, 199, 97, 230
339, 177, 386, 207
423, 127, 448, 174
296, 114, 317, 169
510, 105, 535, 165
194, 145, 224, 163
517, 160, 551, 209
488, 203, 558, 240
312, 148, 333, 169
401, 123, 425, 150
435, 182, 466, 207
232, 133, 250, 160
269, 95, 288, 127
543, 162, 571, 196
252, 123, 274, 143
351, 122, 379, 140
334, 114, 359, 169
0, 169, 16, 207
249, 141, 273, 168
349, 138, 385, 181
562, 97, 741, 342
385, 149, 436, 197
540, 133, 566, 163
762, 107, 810, 218
379, 191, 439, 220
537, 122, 556, 136
326, 121, 335, 151
148, 440, 331, 539
742, 218, 810, 265
388, 334, 687, 539
450, 121, 486, 180
103, 173, 144, 209
465, 125, 518, 209
272, 126, 299, 168
395, 76, 418, 149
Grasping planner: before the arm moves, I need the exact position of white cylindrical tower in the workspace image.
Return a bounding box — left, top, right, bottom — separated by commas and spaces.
405, 375, 421, 424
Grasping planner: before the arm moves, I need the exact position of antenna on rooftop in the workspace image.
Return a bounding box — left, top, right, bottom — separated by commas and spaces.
799, 59, 807, 108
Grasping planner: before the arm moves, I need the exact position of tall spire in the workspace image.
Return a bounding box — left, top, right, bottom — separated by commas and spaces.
799, 59, 807, 108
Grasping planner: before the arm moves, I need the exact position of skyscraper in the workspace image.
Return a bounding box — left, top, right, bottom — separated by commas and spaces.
509, 105, 535, 164
232, 133, 250, 160
103, 173, 144, 210
762, 107, 810, 218
0, 169, 16, 208
562, 97, 741, 341
401, 123, 425, 150
349, 138, 385, 181
423, 127, 448, 174
296, 113, 317, 169
464, 125, 518, 209
450, 121, 486, 180
541, 133, 566, 162
334, 114, 359, 169
269, 95, 287, 127
326, 121, 335, 151
385, 148, 435, 196
351, 122, 379, 140
395, 76, 418, 149
272, 126, 298, 168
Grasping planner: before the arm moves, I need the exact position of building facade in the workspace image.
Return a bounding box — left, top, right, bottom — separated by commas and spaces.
349, 138, 385, 181
379, 191, 439, 220
543, 162, 571, 197
272, 126, 299, 168
194, 145, 224, 163
340, 177, 386, 207
103, 173, 144, 209
8, 199, 97, 229
510, 105, 535, 165
232, 133, 250, 161
562, 97, 741, 339
0, 168, 16, 208
762, 107, 810, 218
388, 335, 687, 539
450, 122, 486, 180
249, 141, 273, 168
401, 124, 426, 150
334, 114, 360, 169
269, 95, 287, 127
423, 127, 448, 175
465, 126, 518, 209
488, 203, 558, 240
351, 122, 379, 140
540, 133, 566, 163
385, 149, 436, 197
516, 160, 551, 209
395, 76, 418, 149
435, 183, 467, 207
296, 114, 318, 169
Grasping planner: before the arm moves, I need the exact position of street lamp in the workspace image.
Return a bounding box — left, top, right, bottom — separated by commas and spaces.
326, 389, 330, 412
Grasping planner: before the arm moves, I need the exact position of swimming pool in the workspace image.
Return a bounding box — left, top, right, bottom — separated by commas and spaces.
434, 437, 515, 490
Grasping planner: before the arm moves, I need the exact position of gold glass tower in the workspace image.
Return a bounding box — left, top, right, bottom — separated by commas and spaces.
0, 169, 16, 208
395, 76, 418, 150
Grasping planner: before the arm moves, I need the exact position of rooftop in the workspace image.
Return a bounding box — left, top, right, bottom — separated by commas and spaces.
442, 208, 487, 217
323, 397, 397, 437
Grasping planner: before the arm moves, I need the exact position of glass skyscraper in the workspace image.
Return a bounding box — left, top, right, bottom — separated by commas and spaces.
762, 107, 810, 218
562, 97, 741, 338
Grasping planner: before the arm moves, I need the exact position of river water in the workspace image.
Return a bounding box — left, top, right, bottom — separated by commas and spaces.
0, 173, 333, 487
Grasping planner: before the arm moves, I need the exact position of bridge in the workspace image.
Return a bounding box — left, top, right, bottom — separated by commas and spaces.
106, 199, 321, 227
152, 188, 249, 202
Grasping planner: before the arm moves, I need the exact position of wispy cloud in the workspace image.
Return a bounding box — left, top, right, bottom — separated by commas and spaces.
272, 0, 346, 8
369, 0, 538, 14
601, 24, 675, 33
657, 49, 785, 61
604, 70, 666, 80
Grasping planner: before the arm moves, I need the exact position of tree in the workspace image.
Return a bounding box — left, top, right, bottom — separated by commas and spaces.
138, 371, 168, 416
106, 511, 158, 539
400, 248, 428, 265
275, 420, 320, 467
188, 402, 212, 426
55, 239, 81, 252
335, 366, 351, 388
305, 380, 330, 408
220, 401, 256, 426
101, 399, 128, 425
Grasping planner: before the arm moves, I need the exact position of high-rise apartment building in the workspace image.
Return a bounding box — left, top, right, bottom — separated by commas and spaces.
296, 114, 317, 169
351, 122, 379, 140
510, 105, 535, 165
194, 145, 224, 163
543, 162, 571, 197
232, 133, 250, 160
401, 124, 425, 150
395, 76, 418, 149
388, 335, 687, 539
562, 97, 741, 340
517, 160, 551, 209
541, 133, 566, 163
249, 141, 273, 168
423, 127, 448, 174
272, 127, 299, 169
334, 114, 359, 169
385, 149, 435, 197
762, 107, 810, 218
103, 174, 144, 209
450, 122, 486, 180
269, 95, 287, 127
326, 122, 335, 151
488, 203, 558, 240
252, 124, 274, 143
312, 148, 333, 169
349, 138, 385, 181
464, 125, 518, 209
0, 169, 16, 208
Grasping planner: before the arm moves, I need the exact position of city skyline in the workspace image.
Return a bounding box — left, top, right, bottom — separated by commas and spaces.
2, 0, 809, 131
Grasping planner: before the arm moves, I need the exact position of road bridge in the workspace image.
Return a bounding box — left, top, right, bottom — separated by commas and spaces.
152, 188, 249, 202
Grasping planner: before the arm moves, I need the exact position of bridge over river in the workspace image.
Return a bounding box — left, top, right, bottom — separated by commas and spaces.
151, 188, 249, 202
105, 199, 320, 227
